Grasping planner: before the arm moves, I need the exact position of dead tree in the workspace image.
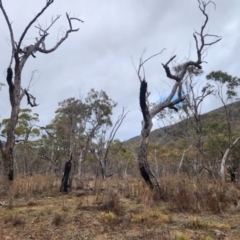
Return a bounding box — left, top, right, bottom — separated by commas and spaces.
134, 0, 221, 194
91, 107, 128, 179
60, 155, 72, 193
0, 0, 83, 193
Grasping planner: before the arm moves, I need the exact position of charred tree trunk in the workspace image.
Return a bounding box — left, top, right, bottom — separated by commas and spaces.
60, 158, 72, 193
137, 81, 162, 194
138, 138, 161, 192
1, 148, 14, 192
227, 166, 238, 182
1, 67, 22, 193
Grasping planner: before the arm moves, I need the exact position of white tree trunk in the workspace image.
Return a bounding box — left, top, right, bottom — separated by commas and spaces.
78, 150, 84, 180
220, 137, 240, 184
178, 146, 191, 173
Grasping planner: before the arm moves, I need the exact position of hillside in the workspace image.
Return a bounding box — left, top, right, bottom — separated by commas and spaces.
126, 100, 240, 146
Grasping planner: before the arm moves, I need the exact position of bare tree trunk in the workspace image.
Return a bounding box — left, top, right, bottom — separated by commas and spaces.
178, 146, 191, 173
138, 127, 161, 194
91, 148, 107, 179
123, 157, 131, 178
77, 151, 83, 180
77, 135, 91, 180
100, 160, 107, 179
220, 137, 240, 184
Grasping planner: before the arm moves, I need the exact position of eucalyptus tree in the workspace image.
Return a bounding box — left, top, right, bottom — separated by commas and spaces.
206, 71, 240, 183
52, 98, 87, 157
1, 108, 40, 176
134, 0, 221, 194
41, 89, 117, 181
1, 109, 40, 142
38, 98, 87, 175
79, 89, 117, 178
0, 0, 83, 191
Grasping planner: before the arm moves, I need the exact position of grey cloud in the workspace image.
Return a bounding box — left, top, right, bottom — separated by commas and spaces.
1, 0, 240, 141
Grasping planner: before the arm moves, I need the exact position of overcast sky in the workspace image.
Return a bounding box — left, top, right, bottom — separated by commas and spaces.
0, 0, 240, 141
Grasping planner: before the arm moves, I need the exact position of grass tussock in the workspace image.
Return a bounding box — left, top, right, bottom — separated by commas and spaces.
52, 212, 65, 226
101, 190, 125, 216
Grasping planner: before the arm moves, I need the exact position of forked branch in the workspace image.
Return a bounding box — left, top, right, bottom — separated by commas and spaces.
37, 13, 83, 54
17, 0, 54, 53
163, 0, 221, 86
35, 15, 61, 37
24, 89, 38, 107
104, 107, 129, 161
134, 49, 165, 82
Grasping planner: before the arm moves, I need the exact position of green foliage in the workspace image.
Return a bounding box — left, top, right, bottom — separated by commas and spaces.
85, 89, 117, 128
206, 71, 240, 100
204, 125, 228, 160
41, 89, 117, 163
1, 108, 40, 140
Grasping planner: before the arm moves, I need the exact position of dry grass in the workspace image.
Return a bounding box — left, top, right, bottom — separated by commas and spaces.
12, 174, 59, 198
160, 174, 240, 213
0, 174, 239, 239
3, 213, 25, 226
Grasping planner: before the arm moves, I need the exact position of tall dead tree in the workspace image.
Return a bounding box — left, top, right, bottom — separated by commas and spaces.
135, 0, 221, 194
0, 0, 83, 193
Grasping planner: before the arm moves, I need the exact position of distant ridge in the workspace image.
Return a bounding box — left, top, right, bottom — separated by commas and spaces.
125, 100, 240, 146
